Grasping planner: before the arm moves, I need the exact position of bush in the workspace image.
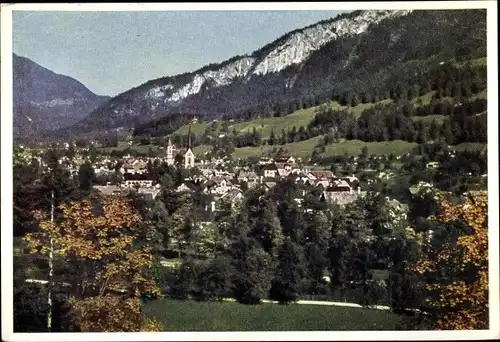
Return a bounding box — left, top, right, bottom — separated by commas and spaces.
365, 280, 388, 306
192, 257, 234, 301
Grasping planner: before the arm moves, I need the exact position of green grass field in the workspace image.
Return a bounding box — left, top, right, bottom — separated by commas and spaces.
231, 138, 417, 160
411, 91, 436, 106
174, 122, 208, 135
233, 104, 333, 139
193, 144, 212, 157
322, 140, 418, 158
411, 115, 448, 123
142, 299, 405, 331
232, 136, 324, 160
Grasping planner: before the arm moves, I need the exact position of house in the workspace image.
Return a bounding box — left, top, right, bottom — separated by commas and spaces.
204, 176, 231, 194
321, 189, 366, 205
287, 172, 309, 185
275, 162, 297, 177
426, 161, 440, 169
138, 188, 161, 201
246, 179, 259, 189
237, 170, 258, 182
276, 166, 290, 178
94, 185, 126, 197
123, 173, 155, 188
261, 163, 278, 178
315, 180, 330, 189
275, 155, 296, 164
329, 179, 352, 192
220, 189, 244, 209
263, 181, 277, 190
176, 183, 190, 192
258, 156, 274, 165
120, 162, 135, 174
308, 170, 333, 180
177, 182, 198, 193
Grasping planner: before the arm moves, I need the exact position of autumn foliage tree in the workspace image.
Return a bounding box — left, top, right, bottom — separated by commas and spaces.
413, 190, 488, 330
25, 195, 163, 332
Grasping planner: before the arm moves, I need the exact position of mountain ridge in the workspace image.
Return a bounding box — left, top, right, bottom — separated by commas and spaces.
13, 53, 110, 138
54, 9, 486, 139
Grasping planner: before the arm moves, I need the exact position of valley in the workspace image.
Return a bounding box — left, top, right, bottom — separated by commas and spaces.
9, 7, 492, 335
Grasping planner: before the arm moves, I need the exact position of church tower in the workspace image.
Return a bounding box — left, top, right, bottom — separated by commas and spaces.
184, 125, 195, 168
166, 135, 174, 165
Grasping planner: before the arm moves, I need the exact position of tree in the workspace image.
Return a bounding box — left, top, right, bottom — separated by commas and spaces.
268, 128, 276, 146
146, 199, 170, 251
269, 239, 306, 303
247, 196, 284, 255
303, 210, 331, 294
360, 146, 369, 161
232, 241, 274, 304
413, 191, 488, 330
25, 196, 163, 332
78, 162, 95, 192
88, 146, 98, 163
192, 256, 234, 301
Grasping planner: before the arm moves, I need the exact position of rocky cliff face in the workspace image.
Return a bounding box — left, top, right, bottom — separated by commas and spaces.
142, 10, 411, 105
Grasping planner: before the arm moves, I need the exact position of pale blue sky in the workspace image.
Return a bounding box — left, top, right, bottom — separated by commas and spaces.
13, 10, 348, 97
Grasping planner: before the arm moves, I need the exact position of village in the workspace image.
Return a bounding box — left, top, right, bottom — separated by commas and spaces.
15, 131, 371, 213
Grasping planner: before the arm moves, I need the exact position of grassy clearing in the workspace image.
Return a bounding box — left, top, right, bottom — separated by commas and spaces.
232, 138, 416, 160
411, 115, 448, 123
233, 105, 326, 139
142, 299, 404, 331
280, 136, 324, 159
193, 144, 212, 157
322, 140, 418, 158
232, 136, 323, 160
411, 91, 436, 106
471, 89, 487, 100
232, 145, 273, 160
173, 122, 208, 135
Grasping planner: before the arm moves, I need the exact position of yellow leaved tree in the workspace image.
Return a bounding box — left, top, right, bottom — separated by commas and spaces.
413, 190, 488, 330
26, 195, 163, 332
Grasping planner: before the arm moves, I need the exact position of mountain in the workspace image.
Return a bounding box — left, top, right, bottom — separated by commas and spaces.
13, 54, 110, 138
68, 9, 486, 137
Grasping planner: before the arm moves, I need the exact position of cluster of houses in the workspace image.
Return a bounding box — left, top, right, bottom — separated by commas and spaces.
15, 144, 366, 207
90, 152, 366, 207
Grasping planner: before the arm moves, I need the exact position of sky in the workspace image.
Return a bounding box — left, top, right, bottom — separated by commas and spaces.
13, 10, 349, 97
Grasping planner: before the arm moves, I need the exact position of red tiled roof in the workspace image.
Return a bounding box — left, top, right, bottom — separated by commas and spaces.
309, 171, 333, 179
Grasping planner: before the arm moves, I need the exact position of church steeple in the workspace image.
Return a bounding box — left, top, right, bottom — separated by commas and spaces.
188, 125, 192, 149
166, 135, 174, 165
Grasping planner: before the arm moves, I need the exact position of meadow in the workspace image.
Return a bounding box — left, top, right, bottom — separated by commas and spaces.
142, 298, 406, 331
